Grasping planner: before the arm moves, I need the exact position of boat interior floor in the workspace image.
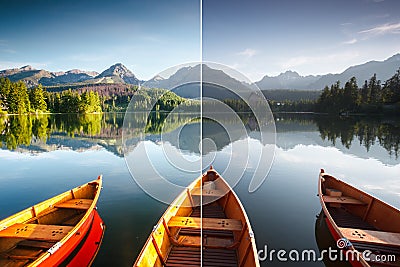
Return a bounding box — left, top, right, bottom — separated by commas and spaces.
166, 247, 238, 267
0, 199, 92, 267
328, 207, 376, 230
166, 203, 238, 267
0, 240, 57, 267
328, 207, 400, 266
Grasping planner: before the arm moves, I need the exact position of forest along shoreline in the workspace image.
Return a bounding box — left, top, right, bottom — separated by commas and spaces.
1, 68, 399, 117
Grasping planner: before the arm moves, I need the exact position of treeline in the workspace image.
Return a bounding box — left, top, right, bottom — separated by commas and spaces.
0, 77, 197, 115
47, 90, 102, 113
269, 100, 315, 112
48, 84, 143, 112
316, 69, 400, 114
222, 98, 316, 113
129, 88, 199, 112
0, 78, 102, 114
0, 78, 47, 114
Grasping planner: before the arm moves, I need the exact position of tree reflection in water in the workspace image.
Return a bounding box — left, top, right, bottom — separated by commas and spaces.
1, 113, 399, 160
314, 116, 400, 159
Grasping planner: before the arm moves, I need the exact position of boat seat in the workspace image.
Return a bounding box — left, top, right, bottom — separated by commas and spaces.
323, 195, 366, 205
54, 199, 93, 210
191, 188, 226, 197
168, 216, 242, 232
0, 247, 42, 261
339, 227, 400, 247
0, 223, 73, 241
17, 240, 56, 249
174, 235, 236, 249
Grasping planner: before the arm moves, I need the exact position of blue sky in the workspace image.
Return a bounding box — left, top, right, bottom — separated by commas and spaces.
1, 0, 399, 81
0, 0, 200, 79
203, 0, 400, 80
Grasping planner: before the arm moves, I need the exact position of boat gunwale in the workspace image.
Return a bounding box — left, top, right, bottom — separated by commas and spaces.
319, 171, 399, 214
0, 175, 103, 267
215, 169, 259, 267
134, 167, 260, 267
32, 175, 103, 266
317, 170, 400, 267
133, 172, 201, 266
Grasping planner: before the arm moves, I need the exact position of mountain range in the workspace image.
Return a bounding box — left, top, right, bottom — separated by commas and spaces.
0, 63, 139, 87
256, 54, 400, 90
145, 64, 254, 99
1, 54, 399, 90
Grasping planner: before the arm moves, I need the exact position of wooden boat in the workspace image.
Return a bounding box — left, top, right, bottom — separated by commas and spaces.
315, 210, 351, 267
134, 166, 259, 267
0, 176, 104, 267
318, 169, 400, 267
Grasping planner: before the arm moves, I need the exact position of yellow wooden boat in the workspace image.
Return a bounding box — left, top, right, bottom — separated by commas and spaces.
0, 176, 104, 267
134, 166, 259, 267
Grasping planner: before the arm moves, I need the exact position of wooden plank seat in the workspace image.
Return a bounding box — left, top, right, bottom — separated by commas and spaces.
191, 188, 226, 197
0, 224, 73, 241
175, 235, 235, 248
339, 227, 400, 247
323, 195, 367, 205
0, 248, 42, 260
168, 216, 242, 232
0, 259, 31, 267
17, 240, 56, 250
352, 241, 400, 256
179, 229, 234, 238
54, 199, 92, 210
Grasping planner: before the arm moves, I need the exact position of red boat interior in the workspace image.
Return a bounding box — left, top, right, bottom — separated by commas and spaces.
321, 174, 400, 266
0, 182, 99, 267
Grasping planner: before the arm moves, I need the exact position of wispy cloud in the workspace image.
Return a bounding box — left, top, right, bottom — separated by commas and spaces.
281, 51, 360, 69
374, 13, 390, 19
281, 56, 310, 69
359, 22, 400, 36
1, 49, 16, 54
342, 38, 357, 45
237, 48, 257, 58
140, 35, 162, 43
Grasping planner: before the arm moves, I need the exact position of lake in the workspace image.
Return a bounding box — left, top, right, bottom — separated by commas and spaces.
0, 112, 399, 266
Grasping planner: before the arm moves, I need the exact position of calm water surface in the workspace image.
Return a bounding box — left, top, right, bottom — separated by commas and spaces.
0, 113, 399, 266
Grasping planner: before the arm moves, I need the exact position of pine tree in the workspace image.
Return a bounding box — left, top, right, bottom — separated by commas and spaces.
368, 74, 382, 104
382, 68, 400, 104
29, 85, 47, 113
343, 77, 358, 111
360, 80, 369, 104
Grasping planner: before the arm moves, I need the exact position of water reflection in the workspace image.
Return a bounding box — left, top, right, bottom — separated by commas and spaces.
314, 116, 400, 159
315, 210, 352, 267
1, 113, 399, 163
1, 112, 399, 267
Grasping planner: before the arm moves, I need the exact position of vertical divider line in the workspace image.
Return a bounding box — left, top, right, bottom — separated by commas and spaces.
199, 0, 203, 265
